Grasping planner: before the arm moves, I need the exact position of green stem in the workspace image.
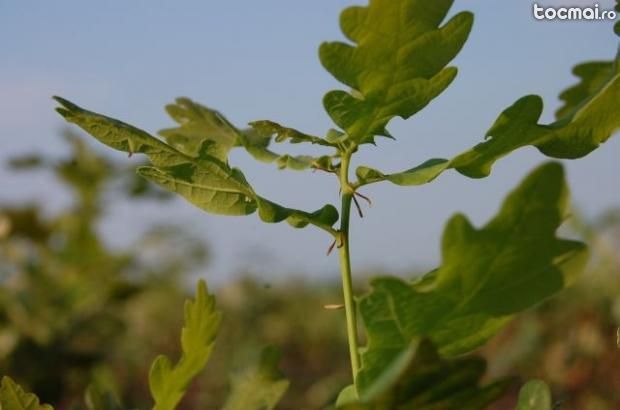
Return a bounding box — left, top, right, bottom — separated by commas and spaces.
338, 153, 360, 382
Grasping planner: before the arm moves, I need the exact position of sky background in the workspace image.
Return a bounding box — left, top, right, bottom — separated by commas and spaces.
1, 0, 619, 285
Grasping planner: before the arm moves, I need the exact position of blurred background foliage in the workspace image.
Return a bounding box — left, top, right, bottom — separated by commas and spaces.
0, 133, 618, 409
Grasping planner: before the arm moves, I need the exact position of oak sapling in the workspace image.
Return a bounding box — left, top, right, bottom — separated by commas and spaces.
43, 0, 620, 407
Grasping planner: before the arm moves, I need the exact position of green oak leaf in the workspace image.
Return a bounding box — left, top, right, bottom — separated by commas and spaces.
515, 380, 552, 410
255, 197, 338, 229
356, 162, 588, 393
320, 0, 473, 145
249, 120, 333, 147
356, 35, 619, 185
356, 159, 449, 186
555, 61, 615, 119
222, 347, 289, 410
247, 120, 338, 171
0, 377, 53, 410
338, 340, 508, 409
148, 280, 221, 410
161, 98, 334, 171
159, 97, 239, 160
54, 97, 338, 234
451, 66, 620, 176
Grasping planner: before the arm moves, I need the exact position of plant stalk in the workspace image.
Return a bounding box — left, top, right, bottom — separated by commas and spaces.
338, 152, 361, 382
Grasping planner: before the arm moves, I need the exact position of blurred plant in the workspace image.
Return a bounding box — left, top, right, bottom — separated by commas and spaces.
0, 281, 292, 410
0, 132, 207, 407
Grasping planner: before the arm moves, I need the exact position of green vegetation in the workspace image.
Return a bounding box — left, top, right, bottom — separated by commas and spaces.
1, 0, 618, 408
1, 136, 619, 407
0, 133, 201, 407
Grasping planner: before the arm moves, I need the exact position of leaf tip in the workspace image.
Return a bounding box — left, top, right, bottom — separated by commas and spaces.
529, 160, 565, 183
53, 96, 80, 119
458, 10, 475, 28
196, 279, 208, 302
53, 95, 79, 110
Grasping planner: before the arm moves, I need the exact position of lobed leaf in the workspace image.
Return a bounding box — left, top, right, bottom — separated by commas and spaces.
54, 97, 339, 234
0, 377, 53, 410
555, 61, 615, 119
356, 27, 620, 185
337, 340, 508, 409
161, 98, 335, 171
245, 120, 338, 171
148, 280, 221, 410
356, 159, 449, 186
249, 120, 334, 147
255, 197, 338, 229
451, 67, 620, 177
159, 97, 238, 160
320, 0, 473, 145
355, 162, 588, 393
222, 347, 289, 410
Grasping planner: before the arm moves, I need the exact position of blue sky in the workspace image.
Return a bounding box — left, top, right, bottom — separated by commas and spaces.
1, 0, 618, 284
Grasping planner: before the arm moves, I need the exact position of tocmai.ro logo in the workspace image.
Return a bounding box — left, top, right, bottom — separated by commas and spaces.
533, 3, 617, 20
